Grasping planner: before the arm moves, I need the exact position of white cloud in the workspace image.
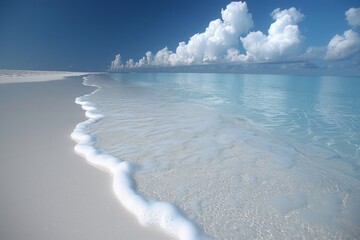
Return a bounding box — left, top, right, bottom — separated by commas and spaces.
134, 51, 153, 67
111, 3, 307, 69
111, 54, 123, 69
325, 29, 360, 61
225, 48, 247, 62
163, 1, 253, 66
301, 46, 326, 60
153, 47, 173, 65
111, 1, 253, 69
346, 8, 360, 27
125, 59, 135, 68
324, 8, 360, 61
240, 7, 305, 61
110, 3, 360, 72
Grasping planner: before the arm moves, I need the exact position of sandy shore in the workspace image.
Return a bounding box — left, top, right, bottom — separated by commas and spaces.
0, 69, 91, 84
0, 73, 173, 239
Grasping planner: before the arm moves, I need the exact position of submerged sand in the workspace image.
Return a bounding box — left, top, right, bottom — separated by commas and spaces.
0, 72, 173, 240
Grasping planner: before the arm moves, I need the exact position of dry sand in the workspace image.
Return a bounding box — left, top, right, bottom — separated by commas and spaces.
0, 73, 174, 239
0, 69, 91, 84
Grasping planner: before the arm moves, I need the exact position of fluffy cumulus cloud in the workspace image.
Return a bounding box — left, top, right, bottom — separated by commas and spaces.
111, 2, 308, 69
325, 7, 360, 61
325, 30, 360, 60
110, 54, 122, 69
346, 8, 360, 27
111, 1, 253, 69
168, 1, 253, 65
239, 8, 304, 61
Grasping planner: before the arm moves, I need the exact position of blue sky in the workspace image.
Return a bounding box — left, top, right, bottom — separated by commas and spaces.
1, 0, 359, 73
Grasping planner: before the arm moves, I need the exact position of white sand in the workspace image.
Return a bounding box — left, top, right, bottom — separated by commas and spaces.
0, 69, 92, 84
0, 72, 174, 240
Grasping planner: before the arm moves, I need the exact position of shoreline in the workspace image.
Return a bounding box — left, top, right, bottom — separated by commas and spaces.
72, 75, 205, 240
0, 75, 174, 239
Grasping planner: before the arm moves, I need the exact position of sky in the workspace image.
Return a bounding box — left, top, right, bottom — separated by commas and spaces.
1, 0, 359, 73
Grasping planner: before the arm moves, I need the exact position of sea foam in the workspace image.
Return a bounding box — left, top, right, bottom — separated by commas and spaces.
71, 77, 207, 240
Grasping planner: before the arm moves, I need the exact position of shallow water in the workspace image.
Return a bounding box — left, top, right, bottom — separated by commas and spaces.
76, 73, 360, 239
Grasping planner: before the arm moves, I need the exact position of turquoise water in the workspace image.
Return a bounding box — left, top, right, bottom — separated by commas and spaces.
75, 73, 360, 239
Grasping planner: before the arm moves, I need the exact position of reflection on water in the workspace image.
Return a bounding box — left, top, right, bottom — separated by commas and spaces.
110, 73, 360, 165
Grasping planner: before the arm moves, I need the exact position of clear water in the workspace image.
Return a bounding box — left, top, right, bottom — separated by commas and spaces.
76, 73, 360, 239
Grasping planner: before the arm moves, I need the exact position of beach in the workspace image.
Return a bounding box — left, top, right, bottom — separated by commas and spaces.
1, 71, 359, 239
0, 71, 173, 240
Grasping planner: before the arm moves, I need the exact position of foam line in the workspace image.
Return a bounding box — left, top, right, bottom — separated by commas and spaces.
71, 76, 207, 240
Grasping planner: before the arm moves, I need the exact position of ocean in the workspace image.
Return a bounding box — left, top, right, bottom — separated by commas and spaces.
72, 73, 360, 239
